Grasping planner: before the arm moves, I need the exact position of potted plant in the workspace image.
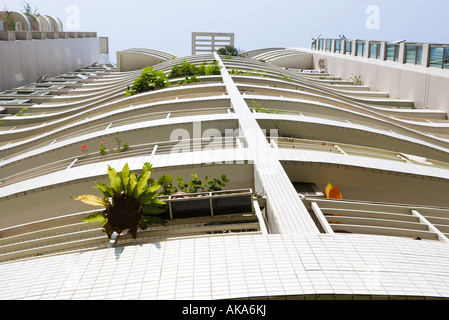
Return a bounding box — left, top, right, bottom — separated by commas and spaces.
72, 162, 167, 240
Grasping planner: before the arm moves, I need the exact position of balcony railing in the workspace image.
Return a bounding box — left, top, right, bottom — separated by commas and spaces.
0, 189, 263, 262
0, 136, 245, 187
302, 196, 449, 242
271, 137, 449, 171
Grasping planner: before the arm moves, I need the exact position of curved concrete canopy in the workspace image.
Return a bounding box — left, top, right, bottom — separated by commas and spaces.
242, 47, 285, 58
268, 52, 313, 69
24, 14, 41, 31
44, 15, 62, 32
254, 49, 313, 69
117, 48, 177, 72
11, 12, 31, 31
37, 15, 52, 32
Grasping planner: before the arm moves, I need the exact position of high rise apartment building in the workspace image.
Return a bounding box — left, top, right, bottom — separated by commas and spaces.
1, 31, 449, 300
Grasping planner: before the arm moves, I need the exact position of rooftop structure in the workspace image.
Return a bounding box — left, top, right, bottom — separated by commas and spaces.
192, 32, 234, 55
0, 10, 108, 92
1, 36, 449, 300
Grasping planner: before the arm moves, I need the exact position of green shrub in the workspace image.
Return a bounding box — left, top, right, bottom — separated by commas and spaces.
125, 66, 171, 96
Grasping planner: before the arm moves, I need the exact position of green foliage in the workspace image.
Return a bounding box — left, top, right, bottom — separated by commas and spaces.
22, 2, 40, 30
197, 60, 222, 76
81, 211, 107, 225
169, 59, 221, 80
177, 75, 202, 85
0, 7, 18, 31
76, 163, 232, 239
125, 66, 171, 96
282, 75, 291, 82
125, 61, 222, 95
15, 107, 28, 116
229, 68, 266, 77
22, 2, 39, 15
157, 173, 229, 195
349, 73, 362, 85
250, 100, 281, 114
114, 132, 129, 152
80, 162, 167, 231
168, 59, 198, 78
217, 46, 243, 57
205, 174, 230, 192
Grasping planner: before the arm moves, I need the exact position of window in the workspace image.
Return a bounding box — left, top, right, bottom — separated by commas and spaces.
405, 45, 423, 65
386, 44, 400, 61
334, 40, 342, 53
356, 41, 365, 57
446, 49, 449, 69
311, 40, 317, 50
325, 39, 332, 52
429, 46, 446, 68
319, 39, 324, 51
369, 42, 381, 59
345, 41, 353, 55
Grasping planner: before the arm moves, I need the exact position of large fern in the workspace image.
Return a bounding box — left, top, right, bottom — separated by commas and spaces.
73, 162, 167, 240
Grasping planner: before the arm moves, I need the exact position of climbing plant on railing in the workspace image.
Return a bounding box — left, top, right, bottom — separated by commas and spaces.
349, 73, 362, 85
168, 59, 221, 79
250, 100, 281, 114
125, 60, 222, 96
22, 2, 40, 31
0, 7, 18, 31
157, 173, 229, 195
125, 66, 171, 96
15, 107, 28, 116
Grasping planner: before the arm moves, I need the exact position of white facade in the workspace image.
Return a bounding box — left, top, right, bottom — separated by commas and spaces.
1, 46, 449, 300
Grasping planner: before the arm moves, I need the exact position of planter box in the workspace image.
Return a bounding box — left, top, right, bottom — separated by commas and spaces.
0, 31, 16, 41
159, 189, 254, 220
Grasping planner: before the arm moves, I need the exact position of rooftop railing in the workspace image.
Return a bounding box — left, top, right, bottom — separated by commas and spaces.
311, 38, 449, 70
0, 31, 97, 41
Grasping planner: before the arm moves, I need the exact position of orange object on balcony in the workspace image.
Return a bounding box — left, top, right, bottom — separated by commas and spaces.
325, 182, 342, 200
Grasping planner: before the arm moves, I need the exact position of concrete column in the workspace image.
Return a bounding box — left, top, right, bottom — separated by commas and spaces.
421, 43, 430, 67
399, 42, 406, 64
214, 53, 319, 235
380, 41, 386, 60
365, 41, 370, 58
351, 40, 357, 57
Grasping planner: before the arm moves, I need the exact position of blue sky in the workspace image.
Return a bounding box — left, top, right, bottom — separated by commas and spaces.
2, 0, 449, 62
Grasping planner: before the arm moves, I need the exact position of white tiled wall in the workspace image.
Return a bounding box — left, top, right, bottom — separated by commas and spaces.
1, 233, 449, 300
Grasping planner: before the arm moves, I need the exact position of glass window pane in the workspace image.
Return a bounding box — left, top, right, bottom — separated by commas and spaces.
370, 43, 377, 58
416, 46, 422, 65
357, 42, 365, 56
345, 42, 352, 54
325, 39, 331, 52
445, 49, 449, 69
430, 47, 444, 68
386, 45, 395, 61
335, 40, 341, 53
406, 46, 416, 64
320, 39, 324, 50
